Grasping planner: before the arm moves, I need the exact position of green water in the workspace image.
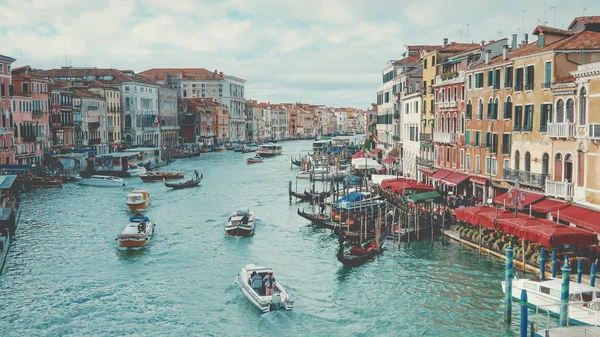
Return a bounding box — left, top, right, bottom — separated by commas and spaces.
0, 140, 530, 336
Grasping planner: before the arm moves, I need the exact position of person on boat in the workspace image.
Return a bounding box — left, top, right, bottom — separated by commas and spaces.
194, 170, 199, 179
263, 272, 276, 296
319, 202, 326, 216
138, 221, 146, 233
250, 272, 262, 295
241, 214, 249, 224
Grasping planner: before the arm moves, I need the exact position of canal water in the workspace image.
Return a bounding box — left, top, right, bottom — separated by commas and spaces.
0, 140, 529, 336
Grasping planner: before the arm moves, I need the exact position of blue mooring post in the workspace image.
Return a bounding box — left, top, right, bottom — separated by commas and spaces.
560, 256, 571, 327
539, 247, 546, 281
577, 259, 583, 284
505, 246, 514, 324
520, 289, 528, 337
552, 249, 557, 278
591, 259, 597, 287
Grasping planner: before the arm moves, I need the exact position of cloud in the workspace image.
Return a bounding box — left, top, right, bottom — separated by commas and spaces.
1, 0, 599, 108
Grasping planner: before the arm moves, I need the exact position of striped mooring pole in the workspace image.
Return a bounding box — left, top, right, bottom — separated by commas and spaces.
591, 259, 597, 287
539, 247, 545, 281
551, 249, 557, 278
560, 256, 571, 327
520, 289, 528, 337
505, 246, 514, 324
577, 259, 583, 284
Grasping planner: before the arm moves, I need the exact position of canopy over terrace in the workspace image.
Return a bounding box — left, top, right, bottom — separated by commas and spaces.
493, 191, 544, 209
405, 191, 443, 204
351, 151, 366, 159
351, 157, 383, 170
381, 178, 436, 194
551, 205, 600, 234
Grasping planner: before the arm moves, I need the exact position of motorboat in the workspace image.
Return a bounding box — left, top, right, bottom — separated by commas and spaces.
125, 190, 151, 211
0, 227, 9, 274
236, 264, 294, 312
139, 171, 184, 182
246, 155, 264, 164
502, 277, 600, 326
296, 167, 348, 181
215, 145, 227, 152
21, 176, 62, 188
256, 143, 282, 157
126, 165, 147, 177
116, 215, 155, 248
79, 175, 126, 187
225, 207, 255, 237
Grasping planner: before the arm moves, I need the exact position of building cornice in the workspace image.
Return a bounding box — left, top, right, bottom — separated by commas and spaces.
572, 68, 600, 78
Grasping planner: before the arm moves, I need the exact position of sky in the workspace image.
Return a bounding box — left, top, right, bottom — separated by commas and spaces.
1, 0, 599, 108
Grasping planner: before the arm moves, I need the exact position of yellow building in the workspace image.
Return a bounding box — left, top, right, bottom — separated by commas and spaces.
88, 81, 122, 151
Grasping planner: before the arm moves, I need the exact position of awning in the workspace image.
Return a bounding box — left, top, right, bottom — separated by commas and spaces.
494, 191, 545, 209
369, 148, 382, 156
383, 157, 396, 164
498, 217, 598, 248
455, 206, 494, 224
406, 191, 442, 204
381, 179, 436, 194
531, 199, 570, 213
419, 167, 435, 175
470, 176, 488, 185
440, 172, 469, 187
351, 157, 383, 170
551, 205, 600, 233
473, 208, 529, 229
352, 151, 366, 159
430, 169, 453, 181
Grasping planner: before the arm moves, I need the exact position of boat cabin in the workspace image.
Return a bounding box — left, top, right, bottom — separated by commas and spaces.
0, 175, 21, 235
123, 147, 162, 167
312, 140, 331, 151
523, 279, 600, 304
90, 175, 124, 181
127, 190, 150, 202
331, 137, 352, 146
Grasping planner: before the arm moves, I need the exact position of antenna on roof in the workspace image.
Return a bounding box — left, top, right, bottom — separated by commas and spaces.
583, 7, 586, 16
550, 6, 557, 27
544, 0, 547, 25
466, 24, 469, 44
64, 40, 67, 66
522, 10, 526, 41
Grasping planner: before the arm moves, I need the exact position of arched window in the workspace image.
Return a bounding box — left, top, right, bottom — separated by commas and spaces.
579, 88, 587, 125
524, 152, 531, 172
446, 115, 450, 133
542, 153, 549, 177
577, 148, 585, 187
566, 98, 575, 123
556, 99, 564, 123
460, 113, 465, 134
125, 114, 132, 128
125, 97, 130, 108
514, 150, 520, 170
453, 87, 457, 101
564, 153, 573, 182
478, 99, 483, 119
554, 153, 563, 181
453, 114, 457, 133
494, 97, 499, 119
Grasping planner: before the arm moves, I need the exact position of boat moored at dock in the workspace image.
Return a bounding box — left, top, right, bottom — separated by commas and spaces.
0, 226, 9, 274
236, 264, 294, 312
116, 215, 155, 248
125, 190, 151, 211
79, 175, 126, 187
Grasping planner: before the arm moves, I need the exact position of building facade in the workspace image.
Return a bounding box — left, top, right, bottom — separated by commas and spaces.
158, 86, 179, 148
0, 54, 16, 164
50, 86, 75, 149
72, 88, 108, 154
87, 81, 122, 151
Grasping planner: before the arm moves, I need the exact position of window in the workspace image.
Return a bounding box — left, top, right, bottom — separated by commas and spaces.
466, 153, 471, 170
493, 69, 500, 89
477, 99, 483, 119
475, 73, 484, 88
578, 150, 585, 187
461, 86, 465, 100
460, 149, 464, 169
453, 87, 457, 101
504, 97, 513, 119
502, 133, 511, 154
504, 159, 510, 173
446, 147, 450, 164
484, 131, 491, 148
504, 66, 513, 87
487, 70, 493, 87
524, 105, 534, 131
556, 99, 564, 123
514, 105, 523, 131
465, 130, 471, 145
515, 68, 524, 91
22, 82, 29, 93
514, 151, 520, 170
579, 88, 587, 125
475, 131, 481, 147
544, 62, 552, 88
540, 104, 552, 132
542, 153, 549, 176
466, 100, 472, 119
468, 74, 472, 89
566, 98, 575, 123
0, 64, 3, 73
476, 155, 480, 172
524, 152, 531, 172
424, 59, 428, 69
525, 65, 535, 90
453, 148, 456, 165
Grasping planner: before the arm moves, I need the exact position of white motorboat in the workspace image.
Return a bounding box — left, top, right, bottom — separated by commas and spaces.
127, 166, 147, 177
79, 175, 126, 187
236, 264, 294, 312
116, 215, 155, 248
225, 207, 255, 237
256, 143, 282, 157
502, 277, 600, 326
296, 167, 348, 181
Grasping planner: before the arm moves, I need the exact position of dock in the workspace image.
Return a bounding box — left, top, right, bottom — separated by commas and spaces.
534, 326, 600, 336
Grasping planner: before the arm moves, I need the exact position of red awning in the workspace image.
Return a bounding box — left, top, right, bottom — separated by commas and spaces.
419, 167, 435, 175
531, 199, 570, 213
494, 191, 545, 209
473, 208, 528, 229
369, 148, 381, 156
441, 172, 469, 187
470, 176, 488, 185
498, 217, 597, 248
381, 179, 435, 194
352, 151, 366, 159
455, 206, 494, 224
551, 205, 600, 233
430, 169, 453, 181
383, 157, 396, 164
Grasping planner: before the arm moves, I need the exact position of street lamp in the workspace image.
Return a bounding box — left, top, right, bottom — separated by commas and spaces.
507, 176, 526, 218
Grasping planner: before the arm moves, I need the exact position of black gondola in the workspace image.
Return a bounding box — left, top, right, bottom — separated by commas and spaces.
395, 224, 440, 242
337, 229, 386, 267
290, 190, 312, 202
296, 208, 346, 233
164, 172, 203, 190
291, 158, 302, 167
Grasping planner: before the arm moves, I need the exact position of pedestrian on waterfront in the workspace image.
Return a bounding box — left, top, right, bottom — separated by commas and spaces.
263, 272, 276, 296
251, 272, 262, 294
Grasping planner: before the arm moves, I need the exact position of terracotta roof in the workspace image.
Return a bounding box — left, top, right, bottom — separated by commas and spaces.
555, 75, 576, 84
532, 25, 573, 36
35, 67, 137, 84
393, 53, 420, 65
569, 16, 600, 29
439, 42, 480, 53
471, 30, 600, 70
138, 68, 224, 81
408, 45, 442, 52
71, 88, 105, 100
181, 97, 227, 111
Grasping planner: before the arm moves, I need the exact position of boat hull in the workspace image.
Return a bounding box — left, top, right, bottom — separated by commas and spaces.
140, 173, 184, 182
79, 179, 125, 187
117, 222, 154, 248
237, 265, 294, 313
226, 228, 254, 237
0, 230, 10, 274
126, 200, 151, 211
256, 152, 281, 157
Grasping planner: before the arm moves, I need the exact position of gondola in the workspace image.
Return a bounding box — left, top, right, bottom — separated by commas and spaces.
291, 158, 302, 167
337, 228, 386, 267
164, 172, 203, 190
290, 190, 312, 202
395, 224, 441, 242
296, 208, 346, 233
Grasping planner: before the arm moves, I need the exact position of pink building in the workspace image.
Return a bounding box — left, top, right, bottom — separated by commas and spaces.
11, 66, 51, 164
365, 103, 377, 138
0, 54, 16, 164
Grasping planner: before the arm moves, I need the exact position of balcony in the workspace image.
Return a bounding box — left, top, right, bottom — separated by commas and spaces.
433, 132, 457, 144
36, 135, 45, 142
123, 127, 132, 133
87, 106, 99, 111
547, 122, 576, 138
417, 157, 434, 168
393, 113, 400, 120
32, 109, 42, 116
108, 125, 116, 131
503, 168, 547, 189
88, 122, 100, 129
545, 180, 574, 200
23, 135, 36, 142
438, 101, 458, 110
392, 135, 401, 142
419, 132, 432, 143
0, 127, 5, 135
88, 138, 101, 145
436, 71, 464, 83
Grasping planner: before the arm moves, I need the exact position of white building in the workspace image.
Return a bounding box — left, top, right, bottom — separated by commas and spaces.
334, 110, 347, 134
72, 88, 108, 155
158, 86, 179, 147
270, 105, 288, 140
376, 61, 402, 151
121, 77, 160, 147
355, 111, 366, 134
400, 91, 423, 180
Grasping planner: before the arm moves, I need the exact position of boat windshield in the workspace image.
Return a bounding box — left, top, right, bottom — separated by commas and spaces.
128, 194, 143, 201
236, 207, 250, 215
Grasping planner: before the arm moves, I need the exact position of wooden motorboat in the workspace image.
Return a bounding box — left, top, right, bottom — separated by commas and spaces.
171, 150, 201, 159
215, 145, 227, 152
22, 176, 62, 188
225, 207, 255, 237
79, 175, 126, 187
246, 155, 264, 164
125, 190, 151, 211
140, 171, 184, 182
163, 172, 203, 190
116, 215, 155, 248
236, 264, 294, 312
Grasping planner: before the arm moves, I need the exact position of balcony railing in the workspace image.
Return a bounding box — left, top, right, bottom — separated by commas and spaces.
22, 135, 36, 142
392, 135, 401, 142
419, 133, 432, 142
88, 122, 100, 129
433, 132, 457, 144
87, 106, 99, 111
503, 168, 547, 188
547, 122, 576, 138
438, 101, 458, 110
108, 125, 116, 131
88, 138, 101, 145
436, 71, 464, 83
545, 180, 574, 200
417, 157, 434, 168
36, 135, 45, 142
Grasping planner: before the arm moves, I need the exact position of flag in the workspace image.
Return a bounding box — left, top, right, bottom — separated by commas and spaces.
154, 115, 161, 125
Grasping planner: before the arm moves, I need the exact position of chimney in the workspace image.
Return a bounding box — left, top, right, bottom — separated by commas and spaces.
502, 45, 509, 60
511, 34, 517, 49
525, 33, 529, 44
518, 43, 522, 48
443, 38, 448, 46
484, 50, 491, 64
521, 40, 526, 47
481, 40, 485, 46
214, 69, 217, 74
219, 72, 223, 75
